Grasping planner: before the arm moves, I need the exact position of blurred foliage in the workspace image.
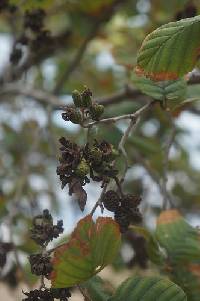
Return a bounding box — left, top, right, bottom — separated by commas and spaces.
0, 0, 200, 299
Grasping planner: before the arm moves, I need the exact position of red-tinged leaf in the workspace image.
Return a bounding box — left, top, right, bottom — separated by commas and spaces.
51, 215, 121, 288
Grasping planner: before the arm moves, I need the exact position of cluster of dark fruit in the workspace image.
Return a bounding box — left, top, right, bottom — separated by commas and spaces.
102, 190, 142, 233
0, 242, 13, 268
24, 9, 46, 32
30, 209, 64, 246
62, 86, 104, 124
23, 288, 71, 301
10, 8, 51, 65
24, 8, 52, 52
0, 0, 17, 13
29, 253, 52, 277
25, 211, 71, 300
57, 137, 118, 209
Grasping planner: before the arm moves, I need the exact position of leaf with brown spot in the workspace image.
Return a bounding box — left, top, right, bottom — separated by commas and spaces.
51, 215, 121, 288
136, 16, 200, 81
156, 209, 200, 263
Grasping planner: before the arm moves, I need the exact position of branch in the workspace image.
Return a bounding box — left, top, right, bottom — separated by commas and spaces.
86, 101, 154, 127
118, 118, 139, 171
89, 101, 155, 215
0, 73, 200, 113
0, 83, 150, 112
0, 84, 62, 109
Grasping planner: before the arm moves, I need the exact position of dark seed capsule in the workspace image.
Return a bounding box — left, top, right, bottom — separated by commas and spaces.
102, 190, 120, 212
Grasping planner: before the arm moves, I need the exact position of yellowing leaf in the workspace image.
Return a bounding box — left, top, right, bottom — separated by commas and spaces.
51, 215, 121, 288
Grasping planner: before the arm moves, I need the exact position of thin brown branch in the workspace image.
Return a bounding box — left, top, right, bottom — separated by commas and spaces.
90, 184, 107, 216
89, 101, 155, 215
0, 84, 62, 109
1, 72, 200, 112
77, 285, 92, 301
0, 83, 147, 110
86, 101, 154, 127
118, 117, 139, 164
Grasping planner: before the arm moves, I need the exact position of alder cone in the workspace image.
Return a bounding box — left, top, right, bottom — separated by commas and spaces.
102, 190, 120, 212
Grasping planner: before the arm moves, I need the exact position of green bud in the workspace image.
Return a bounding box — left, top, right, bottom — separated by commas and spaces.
72, 90, 83, 107
90, 147, 102, 165
89, 104, 104, 121
75, 159, 90, 178
81, 86, 92, 108
69, 109, 82, 124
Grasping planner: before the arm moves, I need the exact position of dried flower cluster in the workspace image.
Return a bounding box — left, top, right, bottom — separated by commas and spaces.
30, 209, 64, 246
57, 138, 118, 210
23, 210, 71, 301
23, 288, 71, 301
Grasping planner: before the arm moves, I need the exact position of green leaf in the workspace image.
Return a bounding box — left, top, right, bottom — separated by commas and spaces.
171, 265, 200, 301
51, 215, 121, 288
130, 226, 165, 265
109, 276, 187, 301
82, 276, 112, 301
136, 16, 200, 81
132, 73, 186, 100
128, 135, 161, 154
156, 210, 200, 263
155, 210, 200, 301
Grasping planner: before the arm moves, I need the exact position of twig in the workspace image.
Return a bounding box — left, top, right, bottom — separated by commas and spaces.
86, 101, 154, 127
162, 111, 176, 209
39, 275, 45, 290
77, 285, 91, 301
0, 84, 61, 109
1, 77, 200, 112
118, 117, 140, 168
89, 101, 155, 215
0, 83, 147, 110
90, 184, 108, 216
